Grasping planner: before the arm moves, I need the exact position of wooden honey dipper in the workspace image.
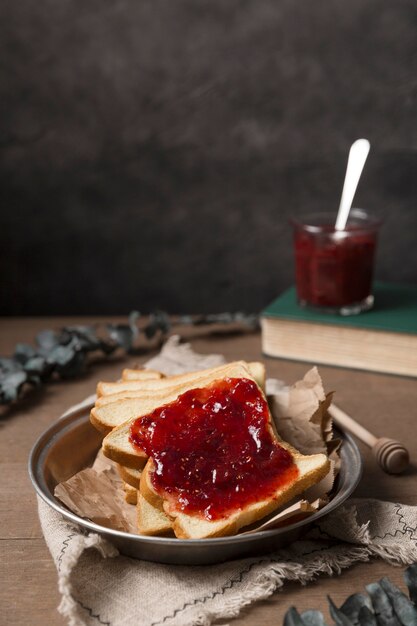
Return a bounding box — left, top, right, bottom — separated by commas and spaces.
329, 404, 410, 474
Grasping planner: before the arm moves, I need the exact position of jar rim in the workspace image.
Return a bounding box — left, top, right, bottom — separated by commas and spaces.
290, 208, 382, 233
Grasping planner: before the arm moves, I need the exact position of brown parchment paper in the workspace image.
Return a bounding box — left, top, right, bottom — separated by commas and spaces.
54, 366, 339, 536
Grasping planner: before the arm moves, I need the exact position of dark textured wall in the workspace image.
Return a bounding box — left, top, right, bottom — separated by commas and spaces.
1, 0, 417, 315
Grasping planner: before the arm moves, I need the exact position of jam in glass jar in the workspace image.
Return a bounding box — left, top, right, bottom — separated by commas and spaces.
291, 209, 382, 315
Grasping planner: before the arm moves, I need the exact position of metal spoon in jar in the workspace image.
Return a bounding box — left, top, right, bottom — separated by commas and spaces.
335, 138, 370, 231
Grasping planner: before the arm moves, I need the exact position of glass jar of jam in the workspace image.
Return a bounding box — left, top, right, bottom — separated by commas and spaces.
291, 209, 382, 315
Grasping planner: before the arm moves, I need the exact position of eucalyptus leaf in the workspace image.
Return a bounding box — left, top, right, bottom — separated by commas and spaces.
144, 311, 171, 339
27, 374, 41, 387
177, 314, 193, 325
233, 311, 260, 329
63, 325, 114, 354
340, 593, 373, 626
284, 607, 307, 626
192, 311, 259, 329
357, 606, 377, 626
0, 370, 27, 403
36, 329, 60, 351
380, 577, 417, 626
24, 356, 50, 377
46, 345, 76, 368
63, 325, 98, 340
107, 324, 136, 353
404, 564, 417, 605
198, 312, 234, 325
99, 339, 117, 356
107, 314, 140, 352
58, 351, 86, 379
14, 343, 37, 364
128, 310, 140, 328
301, 609, 328, 625
366, 582, 401, 626
328, 597, 355, 626
0, 357, 23, 374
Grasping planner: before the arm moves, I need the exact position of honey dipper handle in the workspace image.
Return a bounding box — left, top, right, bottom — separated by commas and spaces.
329, 404, 410, 474
328, 404, 377, 448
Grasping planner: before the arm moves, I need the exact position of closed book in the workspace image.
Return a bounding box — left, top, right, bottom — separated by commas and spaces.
261, 283, 417, 377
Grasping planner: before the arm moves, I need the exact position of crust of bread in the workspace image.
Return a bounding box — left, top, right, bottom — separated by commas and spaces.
90, 411, 113, 434
97, 361, 264, 398
94, 368, 261, 408
95, 390, 164, 408
117, 464, 141, 489
95, 362, 254, 435
137, 492, 173, 536
103, 436, 148, 470
122, 369, 164, 381
139, 461, 165, 511
123, 482, 138, 505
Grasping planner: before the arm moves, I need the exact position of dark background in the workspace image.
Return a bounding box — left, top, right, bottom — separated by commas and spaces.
1, 0, 417, 315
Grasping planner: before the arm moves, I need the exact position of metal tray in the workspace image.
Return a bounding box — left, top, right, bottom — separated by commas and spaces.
29, 407, 362, 565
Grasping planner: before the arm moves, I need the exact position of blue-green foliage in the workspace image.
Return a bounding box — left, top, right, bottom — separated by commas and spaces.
0, 312, 258, 406
283, 564, 417, 626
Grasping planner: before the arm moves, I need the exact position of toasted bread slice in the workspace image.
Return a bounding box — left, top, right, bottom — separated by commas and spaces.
117, 464, 141, 489
137, 492, 172, 536
123, 482, 138, 505
122, 369, 164, 381
94, 363, 264, 410
97, 361, 265, 397
94, 362, 253, 435
141, 451, 329, 539
95, 390, 164, 408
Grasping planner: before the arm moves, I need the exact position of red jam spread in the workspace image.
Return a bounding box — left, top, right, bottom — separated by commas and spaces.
129, 377, 298, 521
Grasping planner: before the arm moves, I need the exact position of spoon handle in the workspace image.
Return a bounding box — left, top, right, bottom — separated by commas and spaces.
335, 138, 370, 230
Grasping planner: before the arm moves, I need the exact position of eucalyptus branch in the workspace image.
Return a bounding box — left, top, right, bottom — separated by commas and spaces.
0, 311, 259, 406
283, 563, 417, 625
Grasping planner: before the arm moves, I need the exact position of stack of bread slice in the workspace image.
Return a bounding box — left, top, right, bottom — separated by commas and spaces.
90, 361, 330, 539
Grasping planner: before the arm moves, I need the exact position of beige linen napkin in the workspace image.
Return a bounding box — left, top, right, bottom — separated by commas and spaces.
37, 337, 417, 626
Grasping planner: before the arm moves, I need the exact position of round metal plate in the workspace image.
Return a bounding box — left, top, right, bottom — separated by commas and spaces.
29, 408, 362, 565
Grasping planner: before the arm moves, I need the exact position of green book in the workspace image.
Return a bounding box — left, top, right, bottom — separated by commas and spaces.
261, 282, 417, 377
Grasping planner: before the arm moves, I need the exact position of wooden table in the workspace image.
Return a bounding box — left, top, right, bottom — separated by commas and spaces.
1, 318, 416, 626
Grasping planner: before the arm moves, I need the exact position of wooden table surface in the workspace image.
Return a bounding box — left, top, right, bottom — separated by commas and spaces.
1, 317, 417, 626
